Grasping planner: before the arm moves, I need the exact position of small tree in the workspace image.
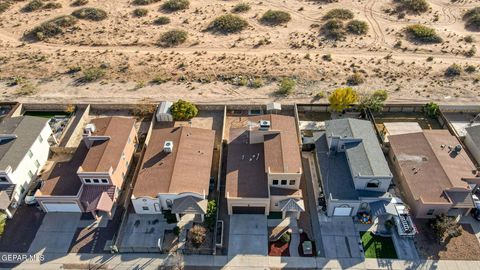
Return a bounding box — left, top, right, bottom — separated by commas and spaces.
189, 225, 207, 248
429, 214, 462, 243
423, 102, 439, 118
328, 87, 358, 112
204, 200, 217, 231
170, 99, 198, 121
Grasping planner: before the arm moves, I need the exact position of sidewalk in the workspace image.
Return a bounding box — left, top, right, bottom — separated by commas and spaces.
3, 252, 480, 270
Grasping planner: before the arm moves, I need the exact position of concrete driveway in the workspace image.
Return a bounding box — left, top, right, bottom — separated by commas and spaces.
28, 213, 81, 254
320, 217, 362, 258
228, 215, 267, 257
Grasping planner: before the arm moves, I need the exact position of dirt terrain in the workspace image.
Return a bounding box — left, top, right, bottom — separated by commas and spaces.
0, 0, 479, 104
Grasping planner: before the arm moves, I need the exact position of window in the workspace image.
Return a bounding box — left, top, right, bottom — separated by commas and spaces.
27, 150, 33, 158
128, 137, 131, 144
142, 206, 149, 211
101, 179, 108, 184
28, 170, 33, 178
122, 152, 125, 160
281, 180, 287, 185
38, 135, 43, 143
0, 177, 8, 182
427, 209, 435, 216
85, 179, 92, 183
93, 179, 99, 183
366, 180, 380, 188
272, 180, 279, 185
126, 160, 129, 168
34, 160, 40, 169
289, 180, 295, 185
122, 172, 126, 180
166, 199, 173, 208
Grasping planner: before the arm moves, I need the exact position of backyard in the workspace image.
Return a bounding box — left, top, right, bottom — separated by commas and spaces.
360, 231, 398, 259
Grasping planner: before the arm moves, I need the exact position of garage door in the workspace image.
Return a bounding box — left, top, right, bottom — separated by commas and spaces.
232, 206, 265, 214
333, 206, 352, 216
43, 202, 81, 212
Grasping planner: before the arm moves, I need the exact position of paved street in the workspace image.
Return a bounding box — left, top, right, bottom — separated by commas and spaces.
228, 215, 267, 257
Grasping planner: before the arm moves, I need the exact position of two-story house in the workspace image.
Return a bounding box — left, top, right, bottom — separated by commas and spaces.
35, 117, 137, 219
315, 118, 393, 216
226, 114, 305, 219
131, 125, 215, 222
0, 116, 52, 218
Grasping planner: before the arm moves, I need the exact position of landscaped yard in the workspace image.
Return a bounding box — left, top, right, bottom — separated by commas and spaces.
268, 232, 290, 256
360, 231, 398, 259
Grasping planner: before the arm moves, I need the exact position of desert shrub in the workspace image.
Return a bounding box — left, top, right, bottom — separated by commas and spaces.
346, 19, 368, 35
232, 3, 250, 13
250, 78, 264, 88
82, 67, 106, 82
131, 103, 156, 118
323, 8, 354, 20
445, 64, 462, 77
170, 99, 198, 120
150, 74, 171, 84
358, 89, 388, 112
27, 15, 78, 40
322, 54, 332, 61
465, 14, 480, 31
465, 65, 476, 73
261, 10, 291, 25
465, 46, 477, 57
133, 0, 159, 5
158, 29, 187, 47
277, 78, 296, 95
72, 8, 108, 21
322, 19, 345, 40
346, 72, 364, 85
153, 16, 170, 25
161, 0, 189, 12
0, 2, 11, 14
279, 232, 291, 244
464, 35, 475, 43
395, 0, 429, 14
43, 2, 61, 9
133, 8, 148, 17
15, 83, 37, 96
405, 24, 442, 43
71, 0, 88, 7
67, 66, 81, 73
189, 225, 207, 248
22, 0, 44, 12
429, 214, 462, 243
209, 14, 248, 34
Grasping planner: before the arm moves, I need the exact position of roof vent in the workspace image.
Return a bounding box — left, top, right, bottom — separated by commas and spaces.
454, 144, 462, 153
259, 120, 271, 131
164, 141, 173, 153
84, 123, 96, 135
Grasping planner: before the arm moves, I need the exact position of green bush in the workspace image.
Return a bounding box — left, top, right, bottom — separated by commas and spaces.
465, 65, 476, 73
323, 8, 354, 20
43, 2, 62, 9
204, 200, 217, 231
0, 2, 12, 14
209, 14, 249, 34
170, 99, 198, 121
279, 232, 291, 244
261, 10, 291, 25
405, 24, 442, 43
161, 0, 189, 12
464, 35, 475, 43
465, 14, 480, 31
445, 64, 462, 77
71, 0, 88, 7
27, 15, 78, 40
250, 78, 264, 88
346, 19, 368, 35
133, 8, 148, 17
22, 0, 44, 12
72, 8, 108, 21
133, 0, 159, 5
81, 67, 106, 82
277, 78, 296, 95
423, 102, 439, 118
346, 72, 364, 85
232, 3, 250, 13
395, 0, 429, 14
153, 16, 171, 25
158, 29, 188, 47
322, 19, 345, 40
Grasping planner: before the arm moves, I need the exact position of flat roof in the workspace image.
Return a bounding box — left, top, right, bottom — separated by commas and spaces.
133, 125, 215, 197
80, 117, 136, 172
0, 116, 49, 171
389, 130, 478, 204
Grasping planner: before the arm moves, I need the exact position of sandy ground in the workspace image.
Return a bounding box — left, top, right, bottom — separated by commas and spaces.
0, 0, 479, 104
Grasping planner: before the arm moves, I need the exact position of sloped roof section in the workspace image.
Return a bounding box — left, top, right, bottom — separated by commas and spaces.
466, 125, 480, 148
171, 196, 207, 214
279, 198, 305, 212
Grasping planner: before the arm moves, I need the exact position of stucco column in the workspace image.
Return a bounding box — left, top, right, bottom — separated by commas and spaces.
200, 214, 204, 222
282, 211, 286, 219
5, 209, 12, 219
175, 213, 180, 222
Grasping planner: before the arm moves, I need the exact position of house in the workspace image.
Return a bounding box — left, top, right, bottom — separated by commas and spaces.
35, 117, 137, 218
315, 118, 393, 217
464, 125, 480, 165
388, 130, 480, 219
225, 114, 305, 219
0, 116, 52, 218
131, 125, 215, 222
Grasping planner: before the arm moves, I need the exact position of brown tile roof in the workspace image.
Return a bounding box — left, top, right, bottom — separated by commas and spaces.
80, 117, 136, 172
389, 130, 478, 204
37, 144, 87, 196
133, 125, 215, 197
270, 186, 302, 197
80, 185, 115, 212
226, 114, 301, 199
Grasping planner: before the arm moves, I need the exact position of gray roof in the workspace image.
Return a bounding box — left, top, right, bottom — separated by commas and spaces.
171, 196, 207, 215
0, 116, 49, 171
466, 125, 480, 148
315, 132, 359, 200
325, 118, 391, 178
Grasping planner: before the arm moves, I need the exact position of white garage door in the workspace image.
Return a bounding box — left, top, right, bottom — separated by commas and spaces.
333, 206, 353, 216
43, 203, 81, 212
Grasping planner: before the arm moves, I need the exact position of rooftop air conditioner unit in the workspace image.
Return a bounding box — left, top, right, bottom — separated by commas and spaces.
164, 141, 173, 153
84, 123, 96, 135
259, 120, 271, 131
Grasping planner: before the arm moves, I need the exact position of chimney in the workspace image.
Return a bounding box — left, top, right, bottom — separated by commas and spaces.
164, 141, 173, 153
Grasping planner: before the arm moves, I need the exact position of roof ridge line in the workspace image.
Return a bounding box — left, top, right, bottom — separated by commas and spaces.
93, 117, 114, 171
166, 126, 183, 193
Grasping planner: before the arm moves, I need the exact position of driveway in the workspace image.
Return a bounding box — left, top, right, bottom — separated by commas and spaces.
392, 231, 419, 260
28, 213, 81, 254
320, 217, 362, 258
228, 215, 267, 257
0, 206, 45, 252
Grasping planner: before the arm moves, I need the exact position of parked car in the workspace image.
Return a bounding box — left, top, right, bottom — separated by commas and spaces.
24, 181, 42, 205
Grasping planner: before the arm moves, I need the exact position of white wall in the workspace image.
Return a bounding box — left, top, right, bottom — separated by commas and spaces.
132, 192, 205, 214
465, 133, 480, 165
